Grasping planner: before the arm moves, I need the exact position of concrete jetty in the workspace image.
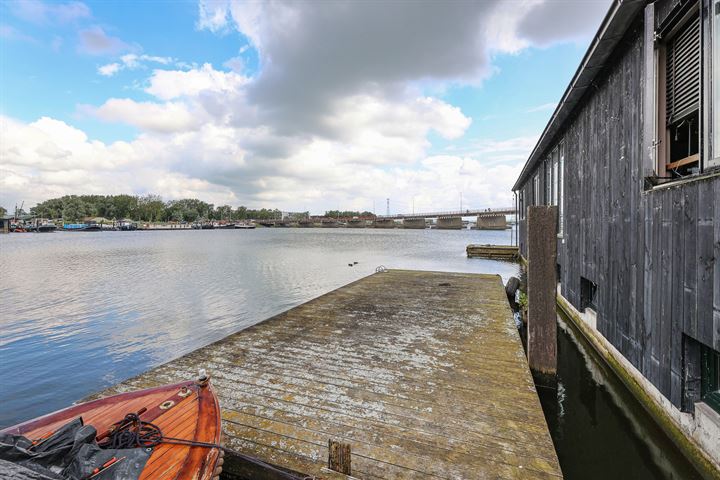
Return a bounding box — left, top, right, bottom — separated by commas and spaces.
92, 270, 561, 479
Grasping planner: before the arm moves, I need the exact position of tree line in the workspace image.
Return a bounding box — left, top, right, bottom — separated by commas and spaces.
26, 195, 291, 223
324, 210, 375, 218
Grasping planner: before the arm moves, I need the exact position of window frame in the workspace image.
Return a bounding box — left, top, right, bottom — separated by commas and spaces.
655, 3, 703, 177
558, 144, 565, 236
711, 0, 720, 167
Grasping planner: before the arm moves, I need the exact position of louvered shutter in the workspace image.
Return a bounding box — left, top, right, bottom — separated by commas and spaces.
666, 15, 701, 124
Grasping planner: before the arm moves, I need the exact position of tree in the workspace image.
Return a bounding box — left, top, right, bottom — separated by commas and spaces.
61, 196, 90, 222
0, 206, 6, 217
215, 205, 233, 221
137, 195, 165, 222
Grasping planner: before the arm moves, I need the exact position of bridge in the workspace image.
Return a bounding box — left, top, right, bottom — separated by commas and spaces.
376, 207, 514, 220
253, 206, 515, 230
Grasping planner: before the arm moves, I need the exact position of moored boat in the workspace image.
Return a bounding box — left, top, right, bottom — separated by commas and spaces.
36, 222, 57, 233
63, 223, 102, 232
234, 222, 256, 229
1, 377, 223, 480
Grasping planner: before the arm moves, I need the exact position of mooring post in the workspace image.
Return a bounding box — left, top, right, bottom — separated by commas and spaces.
328, 439, 351, 475
527, 205, 558, 374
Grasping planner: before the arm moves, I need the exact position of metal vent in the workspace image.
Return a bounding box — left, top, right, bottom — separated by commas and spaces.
666, 15, 700, 124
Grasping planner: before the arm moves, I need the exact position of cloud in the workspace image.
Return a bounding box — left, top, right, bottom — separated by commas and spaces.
0, 24, 39, 44
517, 0, 612, 47
98, 62, 121, 76
196, 0, 231, 33
97, 53, 175, 76
2, 0, 610, 213
144, 63, 249, 100
89, 99, 199, 133
526, 102, 557, 113
77, 26, 130, 55
222, 56, 244, 73
7, 0, 91, 25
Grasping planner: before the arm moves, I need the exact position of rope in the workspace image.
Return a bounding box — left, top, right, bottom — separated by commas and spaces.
98, 412, 314, 479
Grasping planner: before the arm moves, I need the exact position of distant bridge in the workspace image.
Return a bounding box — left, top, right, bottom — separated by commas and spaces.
377, 207, 515, 220
253, 206, 515, 230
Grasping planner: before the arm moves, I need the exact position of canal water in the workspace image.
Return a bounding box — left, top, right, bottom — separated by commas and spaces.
537, 313, 703, 480
0, 228, 702, 478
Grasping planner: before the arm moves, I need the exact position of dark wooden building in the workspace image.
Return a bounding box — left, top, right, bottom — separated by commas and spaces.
513, 0, 719, 466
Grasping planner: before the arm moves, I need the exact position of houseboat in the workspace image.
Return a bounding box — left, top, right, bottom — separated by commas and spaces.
512, 0, 719, 473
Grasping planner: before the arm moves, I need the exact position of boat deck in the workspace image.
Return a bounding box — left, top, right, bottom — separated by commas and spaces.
93, 270, 562, 479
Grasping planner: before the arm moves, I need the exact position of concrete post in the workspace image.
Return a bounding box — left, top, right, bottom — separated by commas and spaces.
402, 218, 426, 229
437, 217, 463, 229
476, 214, 507, 230
527, 206, 557, 374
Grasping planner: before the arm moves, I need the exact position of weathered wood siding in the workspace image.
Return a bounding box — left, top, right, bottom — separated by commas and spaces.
516, 10, 720, 410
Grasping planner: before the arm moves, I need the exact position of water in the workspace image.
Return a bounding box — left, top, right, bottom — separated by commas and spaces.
0, 227, 517, 427
0, 228, 701, 479
537, 314, 702, 480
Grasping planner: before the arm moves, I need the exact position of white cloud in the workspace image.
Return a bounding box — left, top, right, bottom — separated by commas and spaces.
145, 63, 248, 100
89, 99, 198, 133
97, 54, 175, 77
0, 24, 39, 44
2, 0, 610, 213
8, 0, 91, 25
527, 102, 557, 113
78, 26, 130, 55
222, 56, 244, 73
196, 0, 231, 33
98, 62, 121, 76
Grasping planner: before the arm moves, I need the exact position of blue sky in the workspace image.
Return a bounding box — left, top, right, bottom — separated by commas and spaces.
0, 0, 609, 213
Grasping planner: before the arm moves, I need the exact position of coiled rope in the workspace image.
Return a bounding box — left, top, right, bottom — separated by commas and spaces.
98, 413, 314, 479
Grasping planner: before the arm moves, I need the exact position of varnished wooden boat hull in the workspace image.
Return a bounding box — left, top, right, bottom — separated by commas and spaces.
2, 380, 222, 480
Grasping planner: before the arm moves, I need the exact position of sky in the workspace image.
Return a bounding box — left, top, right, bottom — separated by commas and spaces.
0, 0, 612, 214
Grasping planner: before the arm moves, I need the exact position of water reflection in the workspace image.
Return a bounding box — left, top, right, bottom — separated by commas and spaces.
537, 314, 702, 480
0, 228, 517, 427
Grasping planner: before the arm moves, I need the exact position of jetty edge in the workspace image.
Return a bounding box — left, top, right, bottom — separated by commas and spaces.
87, 269, 562, 479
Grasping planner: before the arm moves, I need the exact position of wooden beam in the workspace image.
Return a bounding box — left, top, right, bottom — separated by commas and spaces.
665, 153, 700, 171
328, 440, 351, 475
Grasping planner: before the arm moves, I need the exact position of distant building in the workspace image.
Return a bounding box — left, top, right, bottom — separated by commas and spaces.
513, 0, 719, 467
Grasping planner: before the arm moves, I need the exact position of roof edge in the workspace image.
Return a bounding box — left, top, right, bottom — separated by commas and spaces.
511, 0, 647, 191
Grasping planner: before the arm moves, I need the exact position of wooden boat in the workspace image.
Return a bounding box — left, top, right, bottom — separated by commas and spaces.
1, 378, 223, 480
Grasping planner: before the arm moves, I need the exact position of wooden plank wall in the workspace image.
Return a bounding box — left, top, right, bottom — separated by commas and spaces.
515, 9, 720, 410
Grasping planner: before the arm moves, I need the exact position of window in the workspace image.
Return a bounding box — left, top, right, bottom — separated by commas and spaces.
580, 277, 597, 312
543, 145, 564, 235
518, 191, 525, 219
656, 4, 703, 177
545, 159, 552, 205
558, 147, 565, 235
713, 0, 720, 165
552, 151, 559, 206
701, 344, 720, 413
533, 173, 540, 206
682, 336, 720, 413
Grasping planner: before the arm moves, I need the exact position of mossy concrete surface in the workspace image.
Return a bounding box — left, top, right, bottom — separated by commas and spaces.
93, 270, 561, 479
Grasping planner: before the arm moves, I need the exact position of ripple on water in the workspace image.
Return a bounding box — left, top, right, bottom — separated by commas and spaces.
0, 228, 518, 427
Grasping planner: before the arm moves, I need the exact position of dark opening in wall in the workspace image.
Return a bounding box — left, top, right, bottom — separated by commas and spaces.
683, 335, 720, 414
580, 277, 597, 312
556, 263, 562, 284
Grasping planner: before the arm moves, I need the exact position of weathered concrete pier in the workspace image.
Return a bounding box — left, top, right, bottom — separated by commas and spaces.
93, 270, 561, 479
